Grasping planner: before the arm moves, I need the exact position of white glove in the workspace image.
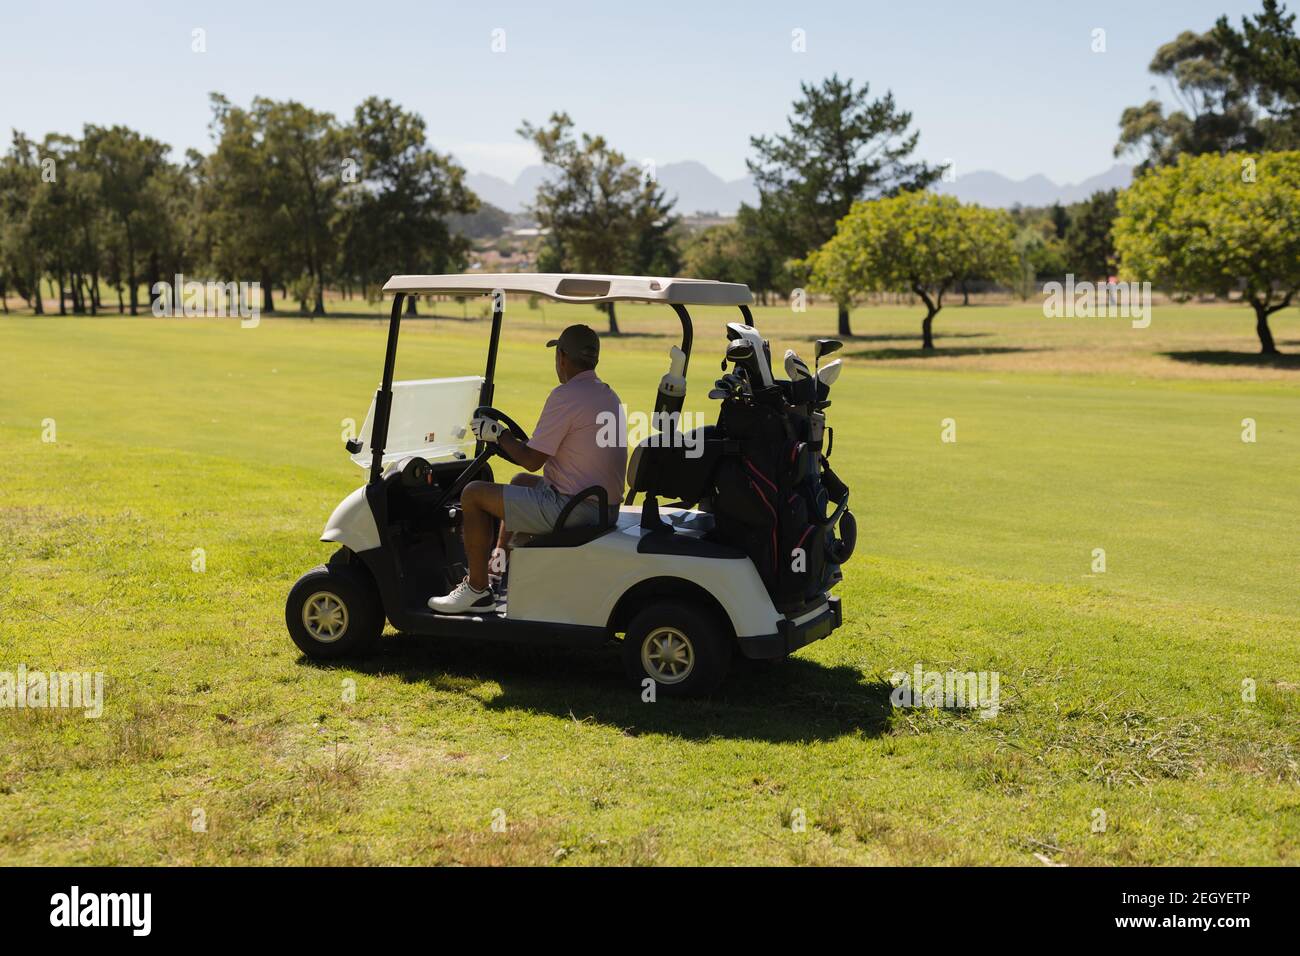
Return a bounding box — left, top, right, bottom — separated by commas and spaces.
471, 416, 504, 444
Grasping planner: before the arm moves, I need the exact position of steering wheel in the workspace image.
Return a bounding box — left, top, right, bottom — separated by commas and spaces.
431, 406, 530, 511
473, 406, 529, 465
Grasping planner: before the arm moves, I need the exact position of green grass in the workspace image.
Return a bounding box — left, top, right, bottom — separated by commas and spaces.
0, 300, 1297, 865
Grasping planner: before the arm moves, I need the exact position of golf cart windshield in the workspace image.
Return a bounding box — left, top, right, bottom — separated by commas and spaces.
350, 375, 483, 469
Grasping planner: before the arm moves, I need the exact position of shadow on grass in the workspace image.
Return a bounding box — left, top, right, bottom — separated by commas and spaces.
818, 331, 991, 344
846, 345, 1041, 361
305, 636, 895, 743
1163, 350, 1300, 369
272, 310, 483, 322
593, 330, 675, 341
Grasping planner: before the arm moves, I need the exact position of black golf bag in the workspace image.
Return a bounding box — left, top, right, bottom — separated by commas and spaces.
704, 385, 855, 613
626, 329, 857, 614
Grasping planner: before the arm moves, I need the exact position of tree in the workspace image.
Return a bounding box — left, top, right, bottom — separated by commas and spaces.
680, 223, 748, 284
747, 75, 939, 335
1115, 30, 1258, 168
807, 192, 1016, 350
518, 113, 677, 334
339, 97, 478, 316
1114, 150, 1300, 354
0, 133, 48, 313
199, 94, 293, 314
448, 201, 511, 241
79, 125, 171, 315
1064, 189, 1119, 279
256, 98, 345, 315
1214, 0, 1300, 149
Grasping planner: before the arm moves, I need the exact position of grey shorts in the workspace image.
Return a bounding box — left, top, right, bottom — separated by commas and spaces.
502, 482, 615, 535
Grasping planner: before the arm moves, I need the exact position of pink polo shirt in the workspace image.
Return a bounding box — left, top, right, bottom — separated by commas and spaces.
528, 369, 626, 504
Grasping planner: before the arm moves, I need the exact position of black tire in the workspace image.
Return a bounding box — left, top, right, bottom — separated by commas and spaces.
285, 563, 384, 660
621, 602, 731, 698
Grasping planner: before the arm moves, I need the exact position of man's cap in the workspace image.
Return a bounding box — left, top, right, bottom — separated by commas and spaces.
546, 324, 600, 363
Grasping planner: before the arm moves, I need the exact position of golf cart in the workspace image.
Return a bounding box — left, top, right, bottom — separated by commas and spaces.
285, 273, 855, 696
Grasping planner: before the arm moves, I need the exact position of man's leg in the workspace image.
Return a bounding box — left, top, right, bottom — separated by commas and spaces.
459, 480, 506, 591
496, 473, 544, 559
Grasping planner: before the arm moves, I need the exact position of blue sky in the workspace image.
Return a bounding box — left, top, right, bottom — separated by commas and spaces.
0, 0, 1267, 184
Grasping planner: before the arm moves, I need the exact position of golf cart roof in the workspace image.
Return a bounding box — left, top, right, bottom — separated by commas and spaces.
381, 273, 753, 306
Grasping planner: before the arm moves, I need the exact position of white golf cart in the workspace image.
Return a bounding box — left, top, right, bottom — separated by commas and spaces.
285, 273, 850, 697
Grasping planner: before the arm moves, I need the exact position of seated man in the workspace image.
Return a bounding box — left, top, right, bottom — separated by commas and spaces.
428, 324, 626, 614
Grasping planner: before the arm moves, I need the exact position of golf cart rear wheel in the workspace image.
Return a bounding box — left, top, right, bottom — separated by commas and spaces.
285, 564, 383, 660
622, 602, 730, 698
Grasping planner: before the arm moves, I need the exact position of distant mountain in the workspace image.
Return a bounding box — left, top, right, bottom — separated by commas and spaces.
464, 161, 756, 215
464, 171, 527, 213
466, 158, 1133, 215
933, 164, 1133, 208
652, 161, 756, 216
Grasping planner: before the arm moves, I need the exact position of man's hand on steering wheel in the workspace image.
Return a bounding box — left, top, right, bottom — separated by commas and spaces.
471, 406, 534, 467
471, 416, 504, 444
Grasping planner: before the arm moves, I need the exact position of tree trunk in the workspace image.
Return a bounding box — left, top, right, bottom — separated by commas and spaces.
912, 282, 944, 350
836, 303, 852, 337
126, 230, 138, 316
261, 274, 275, 314
606, 301, 620, 335
405, 295, 419, 317
1254, 303, 1279, 354
961, 280, 970, 306
57, 264, 67, 315
116, 284, 124, 314
313, 273, 325, 316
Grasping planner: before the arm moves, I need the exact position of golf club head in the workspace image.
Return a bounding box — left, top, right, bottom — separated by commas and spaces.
784, 348, 812, 381
708, 388, 729, 400
726, 322, 776, 389
817, 358, 842, 387
814, 339, 843, 362
726, 341, 755, 363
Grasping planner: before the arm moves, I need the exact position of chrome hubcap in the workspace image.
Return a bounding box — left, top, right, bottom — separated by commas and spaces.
642, 627, 694, 684
302, 591, 349, 643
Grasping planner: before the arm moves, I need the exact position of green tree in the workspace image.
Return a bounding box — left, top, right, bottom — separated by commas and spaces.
747, 75, 939, 335
1063, 189, 1120, 279
1114, 150, 1300, 353
199, 94, 292, 314
808, 192, 1016, 350
339, 97, 478, 316
257, 98, 345, 315
448, 201, 511, 241
80, 125, 171, 315
518, 113, 677, 334
1214, 0, 1300, 149
1117, 25, 1265, 168
680, 223, 748, 285
0, 133, 48, 313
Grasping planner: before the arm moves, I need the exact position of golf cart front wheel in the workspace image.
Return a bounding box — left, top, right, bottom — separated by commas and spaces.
285, 564, 383, 660
622, 602, 730, 698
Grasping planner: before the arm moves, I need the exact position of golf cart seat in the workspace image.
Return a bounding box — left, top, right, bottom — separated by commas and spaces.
520, 485, 619, 549
624, 426, 728, 509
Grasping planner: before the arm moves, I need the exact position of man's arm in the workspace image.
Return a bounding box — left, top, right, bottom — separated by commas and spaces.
498, 431, 549, 472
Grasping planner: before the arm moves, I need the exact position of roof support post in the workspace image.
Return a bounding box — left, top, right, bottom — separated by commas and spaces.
368, 293, 405, 485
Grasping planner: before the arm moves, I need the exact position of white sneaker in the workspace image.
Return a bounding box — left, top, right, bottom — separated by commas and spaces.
427, 578, 497, 615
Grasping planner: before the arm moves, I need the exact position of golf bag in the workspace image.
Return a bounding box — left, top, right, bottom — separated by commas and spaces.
626, 324, 856, 613
705, 386, 855, 613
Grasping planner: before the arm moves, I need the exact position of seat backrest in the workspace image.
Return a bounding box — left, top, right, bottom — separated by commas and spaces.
626, 426, 724, 504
